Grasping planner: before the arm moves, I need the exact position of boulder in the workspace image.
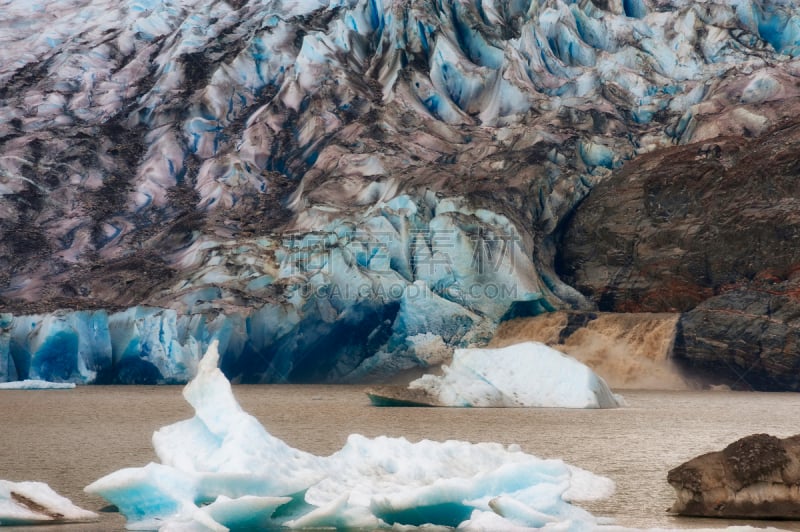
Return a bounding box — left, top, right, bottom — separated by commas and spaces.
668, 433, 800, 519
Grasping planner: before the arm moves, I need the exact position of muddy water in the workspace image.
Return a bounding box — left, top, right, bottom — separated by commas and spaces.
1, 386, 800, 531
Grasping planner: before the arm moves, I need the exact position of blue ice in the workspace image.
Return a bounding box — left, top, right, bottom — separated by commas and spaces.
85, 341, 615, 531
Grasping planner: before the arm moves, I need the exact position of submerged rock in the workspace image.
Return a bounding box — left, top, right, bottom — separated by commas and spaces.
668, 433, 800, 519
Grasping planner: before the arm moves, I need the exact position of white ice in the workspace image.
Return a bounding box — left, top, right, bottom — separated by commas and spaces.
86, 340, 616, 531
409, 342, 624, 408
0, 480, 97, 526
0, 379, 76, 390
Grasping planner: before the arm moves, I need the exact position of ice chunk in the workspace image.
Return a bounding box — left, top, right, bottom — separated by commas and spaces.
0, 480, 97, 525
151, 341, 325, 494
408, 342, 623, 408
0, 379, 75, 390
87, 341, 615, 530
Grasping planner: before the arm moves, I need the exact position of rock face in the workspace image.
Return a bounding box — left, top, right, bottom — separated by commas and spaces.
668, 433, 800, 519
559, 121, 800, 314
559, 122, 800, 390
5, 0, 800, 382
674, 280, 800, 391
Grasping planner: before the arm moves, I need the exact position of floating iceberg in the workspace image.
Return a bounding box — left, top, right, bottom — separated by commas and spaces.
86, 340, 615, 531
0, 379, 76, 390
386, 342, 623, 408
0, 480, 97, 526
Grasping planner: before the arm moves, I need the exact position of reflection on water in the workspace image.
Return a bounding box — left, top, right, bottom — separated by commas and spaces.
1, 386, 800, 531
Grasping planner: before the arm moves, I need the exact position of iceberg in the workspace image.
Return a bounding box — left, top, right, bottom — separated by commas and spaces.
86, 340, 615, 531
387, 342, 623, 408
0, 480, 97, 526
0, 379, 76, 390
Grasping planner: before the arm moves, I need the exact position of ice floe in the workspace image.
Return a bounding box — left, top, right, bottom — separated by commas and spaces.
85, 340, 616, 531
0, 379, 76, 390
0, 480, 97, 526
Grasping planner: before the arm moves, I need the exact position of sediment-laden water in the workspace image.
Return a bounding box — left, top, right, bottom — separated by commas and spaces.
1, 386, 799, 531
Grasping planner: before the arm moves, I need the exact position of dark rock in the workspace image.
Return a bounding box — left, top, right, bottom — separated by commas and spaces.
559, 121, 800, 314
673, 279, 800, 391
668, 433, 800, 519
557, 312, 599, 344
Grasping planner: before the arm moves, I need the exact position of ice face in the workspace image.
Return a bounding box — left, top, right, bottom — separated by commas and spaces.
0, 308, 203, 385
0, 192, 553, 384
0, 480, 97, 526
409, 342, 623, 408
86, 340, 615, 531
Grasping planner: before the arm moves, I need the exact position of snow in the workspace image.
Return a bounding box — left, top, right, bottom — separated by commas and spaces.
0, 379, 75, 390
86, 340, 616, 531
0, 480, 97, 525
409, 342, 623, 408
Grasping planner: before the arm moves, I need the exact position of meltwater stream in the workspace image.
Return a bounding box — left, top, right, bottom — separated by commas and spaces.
1, 386, 799, 531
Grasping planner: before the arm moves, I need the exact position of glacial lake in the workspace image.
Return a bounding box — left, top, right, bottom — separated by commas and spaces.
1, 386, 800, 531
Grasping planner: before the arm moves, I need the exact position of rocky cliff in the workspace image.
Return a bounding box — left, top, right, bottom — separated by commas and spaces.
3, 0, 800, 384
560, 114, 800, 390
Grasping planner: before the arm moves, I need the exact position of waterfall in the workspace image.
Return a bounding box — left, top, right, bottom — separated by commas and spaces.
491, 312, 690, 390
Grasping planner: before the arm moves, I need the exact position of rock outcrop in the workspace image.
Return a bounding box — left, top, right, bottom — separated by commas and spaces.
559, 120, 800, 390
673, 279, 800, 391
668, 433, 800, 519
559, 120, 800, 314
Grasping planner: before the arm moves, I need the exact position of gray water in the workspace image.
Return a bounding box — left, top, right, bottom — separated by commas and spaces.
1, 386, 800, 531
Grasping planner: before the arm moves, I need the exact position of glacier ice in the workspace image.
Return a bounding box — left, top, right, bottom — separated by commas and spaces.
86, 340, 616, 531
0, 379, 76, 390
406, 342, 623, 408
0, 308, 204, 385
0, 480, 97, 526
5, 0, 800, 385
0, 192, 554, 384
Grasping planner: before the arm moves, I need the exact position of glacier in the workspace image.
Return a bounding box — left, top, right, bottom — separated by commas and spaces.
85, 340, 616, 530
3, 0, 800, 382
0, 480, 97, 526
404, 341, 623, 408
